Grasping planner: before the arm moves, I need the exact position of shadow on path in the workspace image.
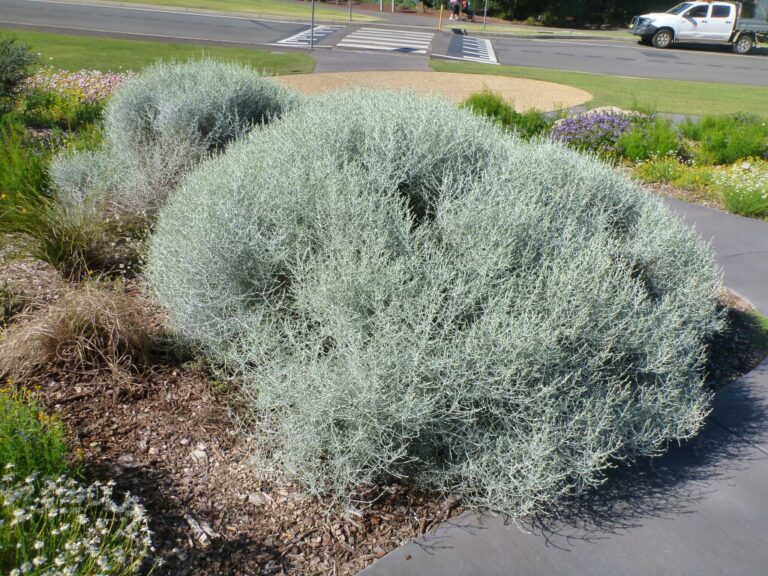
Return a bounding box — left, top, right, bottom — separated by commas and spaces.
522, 363, 768, 550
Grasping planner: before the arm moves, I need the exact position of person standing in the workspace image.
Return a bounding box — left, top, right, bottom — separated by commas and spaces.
449, 0, 460, 21
463, 0, 474, 22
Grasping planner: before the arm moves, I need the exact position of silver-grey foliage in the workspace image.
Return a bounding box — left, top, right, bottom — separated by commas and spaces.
147, 90, 722, 516
51, 59, 299, 214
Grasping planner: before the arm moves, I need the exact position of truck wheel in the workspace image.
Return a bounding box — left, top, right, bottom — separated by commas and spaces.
734, 34, 753, 55
652, 29, 673, 49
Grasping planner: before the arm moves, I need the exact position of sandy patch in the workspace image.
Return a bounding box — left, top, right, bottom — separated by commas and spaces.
274, 71, 592, 112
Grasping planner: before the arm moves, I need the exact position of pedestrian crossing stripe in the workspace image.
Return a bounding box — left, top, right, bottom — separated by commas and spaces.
275, 25, 344, 47
460, 37, 498, 64
337, 28, 434, 54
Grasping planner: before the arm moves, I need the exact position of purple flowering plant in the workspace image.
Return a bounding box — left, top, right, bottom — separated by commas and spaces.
551, 110, 651, 160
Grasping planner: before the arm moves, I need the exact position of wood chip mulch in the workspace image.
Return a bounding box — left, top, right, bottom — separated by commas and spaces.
41, 363, 464, 575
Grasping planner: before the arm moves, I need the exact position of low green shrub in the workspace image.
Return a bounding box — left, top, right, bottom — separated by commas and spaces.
22, 88, 103, 129
680, 114, 768, 165
148, 90, 722, 516
618, 117, 680, 162
19, 68, 135, 129
461, 89, 550, 139
0, 385, 68, 480
0, 472, 154, 575
0, 348, 155, 576
716, 161, 768, 218
0, 115, 50, 199
671, 164, 716, 193
633, 157, 687, 184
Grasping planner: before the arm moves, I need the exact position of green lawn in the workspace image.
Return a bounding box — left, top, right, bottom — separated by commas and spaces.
430, 59, 768, 117
442, 21, 632, 39
0, 27, 315, 74
105, 0, 379, 22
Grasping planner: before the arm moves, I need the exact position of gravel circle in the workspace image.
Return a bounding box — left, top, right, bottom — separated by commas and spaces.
274, 71, 592, 111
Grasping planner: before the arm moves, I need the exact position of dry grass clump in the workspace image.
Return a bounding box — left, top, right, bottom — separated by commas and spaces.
0, 282, 151, 379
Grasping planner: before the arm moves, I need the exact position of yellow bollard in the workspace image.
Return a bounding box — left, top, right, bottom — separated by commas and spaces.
438, 5, 444, 31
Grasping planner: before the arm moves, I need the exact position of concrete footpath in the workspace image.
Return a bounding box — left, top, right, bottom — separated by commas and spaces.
363, 199, 768, 576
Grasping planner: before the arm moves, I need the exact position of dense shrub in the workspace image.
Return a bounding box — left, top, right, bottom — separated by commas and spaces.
148, 90, 722, 515
618, 117, 680, 161
0, 386, 68, 480
0, 37, 38, 113
680, 114, 768, 165
460, 89, 550, 139
52, 59, 300, 214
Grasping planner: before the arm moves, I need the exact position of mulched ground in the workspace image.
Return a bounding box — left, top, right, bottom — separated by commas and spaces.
1, 231, 766, 576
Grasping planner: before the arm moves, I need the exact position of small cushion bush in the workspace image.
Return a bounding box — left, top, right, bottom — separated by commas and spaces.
147, 90, 722, 516
51, 59, 299, 214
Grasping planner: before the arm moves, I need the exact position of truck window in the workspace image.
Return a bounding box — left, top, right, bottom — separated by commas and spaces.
711, 4, 731, 17
666, 2, 695, 15
685, 4, 710, 17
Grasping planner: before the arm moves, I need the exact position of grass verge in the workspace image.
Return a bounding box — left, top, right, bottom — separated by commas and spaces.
443, 21, 632, 38
430, 59, 768, 117
0, 27, 315, 74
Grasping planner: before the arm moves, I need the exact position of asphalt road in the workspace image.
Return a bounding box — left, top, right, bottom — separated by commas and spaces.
1, 0, 767, 85
491, 35, 768, 86
0, 0, 311, 46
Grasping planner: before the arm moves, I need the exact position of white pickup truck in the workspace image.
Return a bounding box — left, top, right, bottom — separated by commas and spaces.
629, 1, 768, 54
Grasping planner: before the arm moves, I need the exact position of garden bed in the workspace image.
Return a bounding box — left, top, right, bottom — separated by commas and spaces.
2, 48, 767, 575
2, 247, 766, 575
